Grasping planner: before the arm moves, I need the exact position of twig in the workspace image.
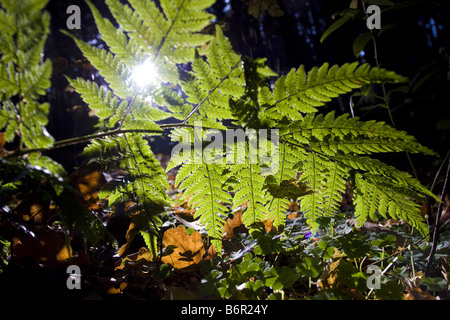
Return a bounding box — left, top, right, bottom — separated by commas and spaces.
3, 128, 165, 159
425, 154, 450, 276
360, 0, 419, 180
363, 233, 429, 270
2, 123, 207, 159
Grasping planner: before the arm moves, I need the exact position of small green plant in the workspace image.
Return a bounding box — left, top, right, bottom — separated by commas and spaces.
198, 214, 450, 300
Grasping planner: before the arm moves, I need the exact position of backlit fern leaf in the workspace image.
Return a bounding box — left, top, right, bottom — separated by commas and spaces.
353, 173, 428, 236
181, 25, 245, 123
265, 142, 295, 228
85, 134, 170, 206
322, 161, 348, 217
230, 142, 269, 229
86, 0, 142, 67
297, 152, 329, 230
175, 151, 231, 252
61, 31, 132, 98
285, 111, 436, 156
281, 109, 436, 235
67, 78, 124, 124
104, 0, 214, 84
268, 62, 408, 121
0, 0, 53, 149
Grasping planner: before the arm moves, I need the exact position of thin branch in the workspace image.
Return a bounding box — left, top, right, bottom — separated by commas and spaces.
363, 233, 429, 270
2, 123, 232, 159
425, 154, 450, 276
360, 0, 419, 180
3, 128, 164, 159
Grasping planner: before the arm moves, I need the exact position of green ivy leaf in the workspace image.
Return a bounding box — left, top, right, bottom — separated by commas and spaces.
421, 277, 447, 292
263, 266, 300, 290
297, 257, 322, 278
353, 32, 372, 57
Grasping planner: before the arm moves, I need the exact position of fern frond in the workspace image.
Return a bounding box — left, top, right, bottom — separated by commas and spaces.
353, 173, 428, 237
104, 0, 214, 83
0, 0, 49, 15
285, 111, 436, 156
176, 154, 231, 253
84, 134, 170, 207
61, 31, 132, 98
336, 154, 438, 202
22, 60, 52, 99
85, 0, 143, 67
182, 25, 245, 123
68, 77, 168, 132
322, 161, 348, 216
230, 144, 269, 229
265, 142, 294, 228
297, 152, 329, 230
268, 62, 408, 121
62, 0, 437, 251
17, 35, 47, 72
0, 63, 19, 98
67, 77, 123, 124
0, 1, 53, 149
122, 97, 171, 130
0, 9, 16, 36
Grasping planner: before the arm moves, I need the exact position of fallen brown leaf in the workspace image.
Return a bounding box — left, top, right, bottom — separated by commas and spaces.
223, 210, 244, 240
161, 225, 205, 270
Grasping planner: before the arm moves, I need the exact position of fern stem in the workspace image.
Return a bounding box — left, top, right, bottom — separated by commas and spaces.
245, 140, 258, 225
182, 59, 242, 124
117, 95, 138, 130
153, 0, 187, 62
122, 132, 163, 259
409, 245, 416, 279
430, 150, 450, 193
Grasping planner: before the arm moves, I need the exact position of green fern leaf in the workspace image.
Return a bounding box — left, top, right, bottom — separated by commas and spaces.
265, 143, 297, 228
22, 60, 52, 99
182, 26, 244, 123
354, 173, 428, 237
0, 62, 19, 98
61, 31, 132, 98
230, 145, 269, 229
0, 2, 53, 149
285, 111, 436, 156
85, 0, 143, 67
176, 156, 231, 253
268, 62, 408, 121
